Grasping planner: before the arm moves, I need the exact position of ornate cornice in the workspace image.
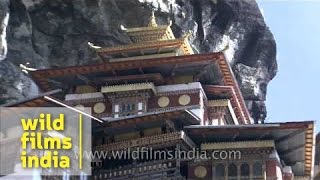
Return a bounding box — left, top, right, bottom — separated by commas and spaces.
101, 82, 156, 94
207, 99, 230, 107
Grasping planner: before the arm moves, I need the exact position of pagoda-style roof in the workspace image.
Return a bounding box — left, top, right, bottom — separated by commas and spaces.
29, 52, 251, 124
91, 11, 194, 62
29, 53, 222, 90
96, 38, 193, 61
97, 38, 185, 55
184, 121, 315, 177
122, 11, 176, 43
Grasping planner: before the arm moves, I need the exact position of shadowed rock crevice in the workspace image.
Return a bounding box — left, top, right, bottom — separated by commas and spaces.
191, 0, 204, 43
0, 0, 277, 123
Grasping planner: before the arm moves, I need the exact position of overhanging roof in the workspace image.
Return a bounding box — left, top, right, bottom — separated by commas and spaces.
184, 121, 315, 177
28, 52, 251, 124
29, 53, 222, 90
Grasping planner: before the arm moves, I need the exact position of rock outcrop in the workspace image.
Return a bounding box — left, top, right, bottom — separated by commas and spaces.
0, 0, 277, 123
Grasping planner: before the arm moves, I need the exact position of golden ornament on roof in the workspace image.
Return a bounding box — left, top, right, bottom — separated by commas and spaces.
148, 11, 158, 28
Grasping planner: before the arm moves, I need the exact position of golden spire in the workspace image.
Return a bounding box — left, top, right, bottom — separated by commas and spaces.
148, 11, 158, 28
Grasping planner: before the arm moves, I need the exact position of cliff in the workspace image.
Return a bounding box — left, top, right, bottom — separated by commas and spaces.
0, 0, 277, 123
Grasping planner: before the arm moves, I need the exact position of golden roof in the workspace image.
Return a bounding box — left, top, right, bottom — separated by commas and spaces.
97, 38, 185, 54
122, 11, 175, 42
91, 11, 194, 60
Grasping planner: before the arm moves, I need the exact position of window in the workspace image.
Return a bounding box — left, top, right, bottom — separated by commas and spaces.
120, 103, 136, 116
228, 163, 237, 179
253, 162, 263, 176
240, 163, 250, 179
113, 99, 147, 118
122, 104, 134, 112
215, 164, 225, 179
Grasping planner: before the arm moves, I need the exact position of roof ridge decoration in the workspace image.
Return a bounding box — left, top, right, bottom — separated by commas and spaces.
119, 11, 171, 33
148, 11, 158, 28
92, 11, 195, 60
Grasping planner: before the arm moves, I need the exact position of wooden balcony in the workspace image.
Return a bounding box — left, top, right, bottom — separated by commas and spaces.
92, 160, 186, 180
94, 131, 195, 152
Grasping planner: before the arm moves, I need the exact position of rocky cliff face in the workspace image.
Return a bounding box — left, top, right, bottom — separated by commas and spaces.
0, 0, 277, 123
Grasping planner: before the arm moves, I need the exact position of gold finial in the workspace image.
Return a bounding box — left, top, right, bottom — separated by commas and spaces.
148, 11, 158, 28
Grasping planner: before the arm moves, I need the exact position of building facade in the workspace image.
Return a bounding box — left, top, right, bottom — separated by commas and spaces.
2, 12, 315, 179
